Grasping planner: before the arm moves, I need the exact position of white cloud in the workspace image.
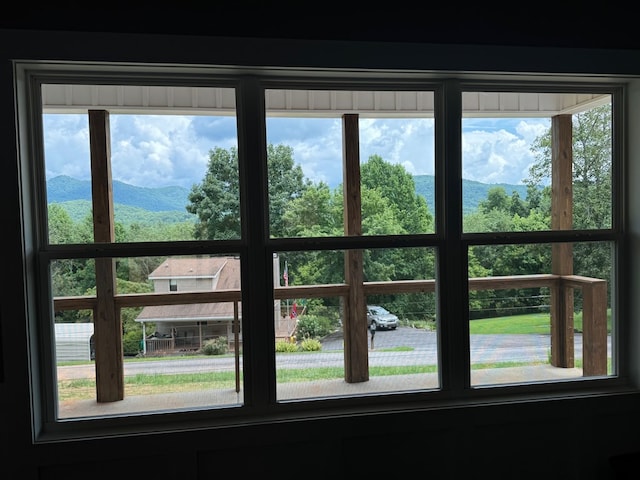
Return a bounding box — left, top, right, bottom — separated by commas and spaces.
267, 117, 343, 186
110, 115, 220, 188
43, 114, 91, 180
359, 118, 435, 179
43, 114, 550, 189
462, 118, 550, 184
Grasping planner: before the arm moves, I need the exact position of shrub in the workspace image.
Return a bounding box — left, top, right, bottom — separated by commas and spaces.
299, 337, 322, 352
296, 314, 333, 339
200, 336, 229, 355
122, 330, 142, 356
275, 339, 300, 352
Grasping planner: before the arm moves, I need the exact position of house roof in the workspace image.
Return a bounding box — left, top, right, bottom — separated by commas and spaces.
136, 257, 241, 323
148, 256, 232, 281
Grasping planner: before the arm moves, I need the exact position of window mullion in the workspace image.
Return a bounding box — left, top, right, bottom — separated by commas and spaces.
236, 77, 274, 407
437, 80, 470, 391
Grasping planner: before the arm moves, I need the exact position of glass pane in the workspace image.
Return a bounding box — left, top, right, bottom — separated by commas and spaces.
57, 307, 243, 419
275, 247, 438, 401
468, 242, 613, 387
43, 86, 239, 243
265, 89, 435, 238
360, 117, 435, 235
53, 254, 245, 418
51, 258, 95, 298
462, 92, 612, 233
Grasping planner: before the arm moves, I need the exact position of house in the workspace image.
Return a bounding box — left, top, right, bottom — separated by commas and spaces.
136, 255, 290, 354
5, 8, 640, 480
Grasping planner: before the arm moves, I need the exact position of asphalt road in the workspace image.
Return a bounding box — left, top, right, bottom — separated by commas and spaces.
321, 327, 564, 364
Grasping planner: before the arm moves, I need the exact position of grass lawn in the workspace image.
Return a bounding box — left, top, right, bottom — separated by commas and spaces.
469, 310, 612, 335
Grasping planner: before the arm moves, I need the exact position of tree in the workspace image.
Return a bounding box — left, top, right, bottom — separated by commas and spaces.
527, 103, 612, 230
359, 155, 436, 320
186, 146, 242, 240
186, 144, 309, 240
267, 144, 311, 237
48, 204, 79, 244
527, 103, 612, 297
361, 154, 433, 234
280, 155, 437, 321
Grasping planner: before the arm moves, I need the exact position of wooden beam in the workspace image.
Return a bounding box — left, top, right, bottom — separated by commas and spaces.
342, 114, 368, 383
580, 280, 608, 376
550, 114, 574, 368
89, 110, 124, 402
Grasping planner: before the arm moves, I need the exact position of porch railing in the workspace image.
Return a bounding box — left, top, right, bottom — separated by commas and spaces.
53, 272, 608, 384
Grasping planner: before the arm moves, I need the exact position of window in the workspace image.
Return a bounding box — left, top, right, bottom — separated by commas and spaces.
18, 64, 624, 440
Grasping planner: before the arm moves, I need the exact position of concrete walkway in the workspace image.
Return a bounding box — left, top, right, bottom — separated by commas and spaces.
58, 364, 583, 419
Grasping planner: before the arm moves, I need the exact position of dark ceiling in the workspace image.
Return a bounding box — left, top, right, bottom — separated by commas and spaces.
1, 6, 637, 51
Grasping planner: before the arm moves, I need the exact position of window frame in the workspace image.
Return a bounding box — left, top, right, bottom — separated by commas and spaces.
17, 63, 629, 442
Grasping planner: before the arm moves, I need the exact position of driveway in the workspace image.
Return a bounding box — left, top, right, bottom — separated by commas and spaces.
321, 326, 602, 365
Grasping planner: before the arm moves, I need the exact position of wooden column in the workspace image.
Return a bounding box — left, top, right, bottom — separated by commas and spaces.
581, 279, 608, 375
342, 114, 368, 383
550, 114, 574, 368
89, 110, 124, 402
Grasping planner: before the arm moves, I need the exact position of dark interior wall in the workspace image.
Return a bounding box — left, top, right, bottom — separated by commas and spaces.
3, 15, 640, 480
28, 396, 640, 478
2, 5, 639, 51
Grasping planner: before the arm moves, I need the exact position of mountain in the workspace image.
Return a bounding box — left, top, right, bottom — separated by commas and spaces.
47, 174, 534, 224
413, 175, 531, 215
47, 175, 195, 224
47, 175, 190, 211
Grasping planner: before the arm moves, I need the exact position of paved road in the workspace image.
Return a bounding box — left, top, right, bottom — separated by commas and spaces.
58, 327, 608, 380
321, 327, 565, 364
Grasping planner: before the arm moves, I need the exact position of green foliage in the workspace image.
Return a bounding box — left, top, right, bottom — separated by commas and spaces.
296, 314, 334, 339
187, 144, 309, 240
55, 200, 197, 225
299, 337, 322, 351
281, 182, 341, 238
361, 154, 433, 234
123, 331, 142, 356
187, 146, 242, 239
48, 204, 79, 243
275, 339, 300, 352
200, 337, 229, 355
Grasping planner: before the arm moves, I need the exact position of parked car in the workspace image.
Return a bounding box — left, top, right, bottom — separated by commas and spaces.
367, 305, 399, 330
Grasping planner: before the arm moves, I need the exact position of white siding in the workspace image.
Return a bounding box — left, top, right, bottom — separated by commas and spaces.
55, 323, 94, 361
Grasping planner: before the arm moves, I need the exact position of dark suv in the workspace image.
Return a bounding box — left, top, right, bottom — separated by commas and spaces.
367, 305, 399, 330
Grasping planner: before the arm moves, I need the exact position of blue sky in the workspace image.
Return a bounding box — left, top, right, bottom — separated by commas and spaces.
43, 114, 551, 190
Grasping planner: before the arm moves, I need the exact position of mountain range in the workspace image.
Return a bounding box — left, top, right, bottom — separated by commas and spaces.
47, 174, 531, 223
47, 175, 196, 224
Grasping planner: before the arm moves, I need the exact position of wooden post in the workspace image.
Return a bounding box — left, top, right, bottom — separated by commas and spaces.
342, 114, 368, 383
550, 114, 574, 368
581, 280, 608, 375
89, 110, 124, 402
